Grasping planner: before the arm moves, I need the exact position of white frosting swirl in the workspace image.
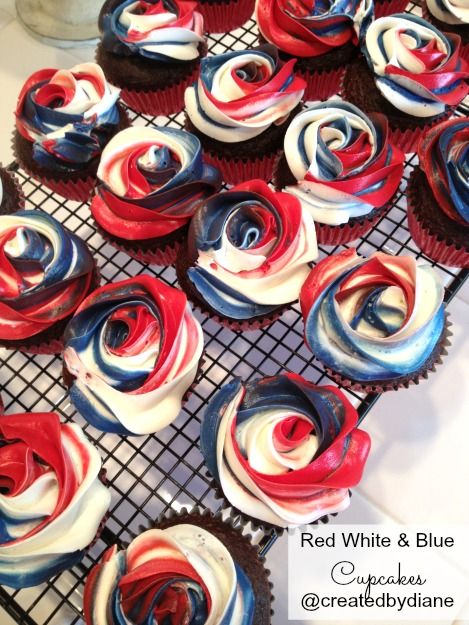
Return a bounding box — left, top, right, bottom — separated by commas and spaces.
427, 0, 469, 25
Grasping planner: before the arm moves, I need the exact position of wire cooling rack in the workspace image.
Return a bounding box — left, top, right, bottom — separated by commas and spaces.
0, 4, 468, 625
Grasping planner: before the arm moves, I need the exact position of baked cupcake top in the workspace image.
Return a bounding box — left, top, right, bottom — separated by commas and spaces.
184, 179, 318, 320
91, 126, 221, 240
282, 101, 405, 225
363, 13, 469, 117
63, 276, 203, 435
300, 249, 445, 383
255, 0, 373, 58
427, 0, 469, 26
84, 524, 255, 625
100, 0, 205, 62
0, 210, 95, 341
184, 44, 306, 143
0, 411, 110, 588
201, 374, 370, 527
15, 63, 120, 170
418, 117, 469, 226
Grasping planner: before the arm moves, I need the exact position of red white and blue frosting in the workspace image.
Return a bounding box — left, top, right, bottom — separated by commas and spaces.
16, 63, 121, 170
91, 126, 221, 240
427, 0, 469, 26
101, 0, 205, 62
63, 276, 203, 435
84, 524, 255, 625
418, 117, 469, 225
300, 249, 446, 382
0, 411, 110, 588
282, 101, 405, 225
0, 210, 95, 341
255, 0, 373, 58
363, 13, 469, 117
185, 179, 318, 321
184, 45, 306, 143
201, 374, 371, 527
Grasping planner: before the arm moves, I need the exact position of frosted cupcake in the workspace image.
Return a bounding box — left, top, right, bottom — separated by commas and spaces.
14, 63, 127, 201
184, 45, 306, 184
175, 179, 318, 329
0, 411, 110, 588
275, 101, 405, 245
423, 0, 469, 62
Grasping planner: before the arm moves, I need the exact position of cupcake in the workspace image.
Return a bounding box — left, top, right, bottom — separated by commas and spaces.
90, 125, 222, 265
84, 510, 271, 625
201, 374, 371, 528
184, 45, 306, 185
255, 0, 373, 100
300, 249, 450, 392
14, 63, 127, 202
0, 210, 98, 354
423, 0, 469, 62
374, 0, 408, 19
0, 411, 110, 588
63, 276, 204, 435
175, 179, 318, 330
342, 13, 469, 152
97, 0, 206, 116
0, 166, 24, 215
407, 117, 469, 268
198, 0, 255, 33
274, 100, 405, 245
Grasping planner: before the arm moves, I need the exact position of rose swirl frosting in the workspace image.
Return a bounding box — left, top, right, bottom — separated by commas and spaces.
184, 179, 318, 321
255, 0, 373, 58
418, 116, 469, 225
363, 13, 469, 117
427, 0, 469, 26
84, 524, 255, 625
300, 249, 446, 383
16, 62, 121, 170
100, 0, 205, 62
0, 411, 110, 588
63, 276, 204, 435
0, 210, 95, 341
184, 45, 306, 143
201, 374, 371, 527
282, 101, 405, 225
91, 126, 222, 240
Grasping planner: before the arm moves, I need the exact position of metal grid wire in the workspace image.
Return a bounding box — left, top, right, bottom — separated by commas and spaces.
0, 4, 468, 624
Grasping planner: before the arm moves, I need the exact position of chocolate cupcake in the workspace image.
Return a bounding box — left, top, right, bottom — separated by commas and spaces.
200, 374, 371, 529
407, 117, 469, 268
90, 125, 221, 265
63, 276, 204, 435
14, 62, 127, 202
0, 411, 110, 588
84, 508, 271, 625
0, 166, 24, 215
274, 101, 405, 245
255, 0, 372, 100
175, 179, 318, 330
0, 210, 99, 354
184, 45, 306, 185
423, 0, 469, 62
343, 13, 469, 153
300, 249, 451, 392
97, 0, 207, 116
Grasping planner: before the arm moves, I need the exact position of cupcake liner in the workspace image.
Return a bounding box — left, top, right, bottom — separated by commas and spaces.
198, 0, 255, 33
0, 166, 25, 213
203, 149, 281, 186
407, 191, 469, 268
315, 205, 390, 246
324, 314, 452, 393
374, 0, 409, 18
119, 65, 200, 116
299, 65, 345, 101
389, 110, 452, 153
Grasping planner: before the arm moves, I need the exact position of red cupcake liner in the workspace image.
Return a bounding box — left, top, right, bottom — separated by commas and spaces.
17, 163, 96, 202
0, 167, 25, 212
407, 195, 469, 268
98, 227, 183, 266
203, 149, 281, 185
374, 0, 409, 18
198, 0, 255, 33
316, 207, 389, 246
17, 337, 64, 355
300, 65, 345, 101
461, 42, 469, 63
390, 110, 452, 153
120, 65, 200, 116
